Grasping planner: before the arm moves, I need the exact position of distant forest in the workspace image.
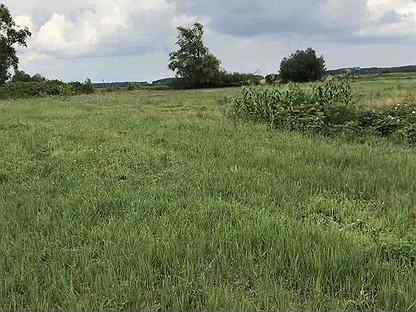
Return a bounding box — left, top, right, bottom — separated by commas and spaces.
94, 65, 416, 88
327, 65, 416, 76
92, 81, 150, 89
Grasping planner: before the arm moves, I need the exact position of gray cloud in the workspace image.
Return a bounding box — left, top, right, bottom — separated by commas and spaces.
172, 0, 367, 37
4, 0, 416, 81
172, 0, 416, 43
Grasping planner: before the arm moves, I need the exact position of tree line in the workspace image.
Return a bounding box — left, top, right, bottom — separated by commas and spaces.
169, 23, 326, 88
1, 4, 326, 92
0, 4, 95, 98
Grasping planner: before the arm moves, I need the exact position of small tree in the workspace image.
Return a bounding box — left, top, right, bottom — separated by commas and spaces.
169, 23, 221, 88
279, 48, 326, 83
0, 4, 32, 85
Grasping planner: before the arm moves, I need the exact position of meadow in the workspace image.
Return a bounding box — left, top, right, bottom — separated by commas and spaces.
1, 74, 416, 311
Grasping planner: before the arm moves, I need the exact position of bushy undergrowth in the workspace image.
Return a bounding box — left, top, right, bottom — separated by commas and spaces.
171, 72, 264, 89
227, 77, 416, 145
0, 79, 94, 100
68, 79, 95, 95
357, 102, 416, 144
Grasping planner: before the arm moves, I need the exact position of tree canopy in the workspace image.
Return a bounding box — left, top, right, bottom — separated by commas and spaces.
12, 70, 48, 82
0, 4, 31, 85
279, 48, 326, 83
169, 23, 221, 89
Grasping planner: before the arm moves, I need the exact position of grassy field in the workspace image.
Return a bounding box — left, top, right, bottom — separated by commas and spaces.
354, 73, 416, 108
1, 76, 416, 311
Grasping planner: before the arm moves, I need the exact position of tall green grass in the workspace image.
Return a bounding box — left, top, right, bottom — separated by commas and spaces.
1, 88, 416, 311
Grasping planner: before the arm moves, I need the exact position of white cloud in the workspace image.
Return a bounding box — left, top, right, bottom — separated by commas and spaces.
34, 14, 95, 56
5, 0, 416, 81
10, 0, 177, 60
10, 0, 416, 61
363, 0, 416, 40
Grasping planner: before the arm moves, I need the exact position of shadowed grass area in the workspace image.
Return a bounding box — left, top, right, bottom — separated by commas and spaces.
1, 85, 416, 311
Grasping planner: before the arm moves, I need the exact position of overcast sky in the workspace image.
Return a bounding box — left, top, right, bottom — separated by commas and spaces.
6, 0, 416, 82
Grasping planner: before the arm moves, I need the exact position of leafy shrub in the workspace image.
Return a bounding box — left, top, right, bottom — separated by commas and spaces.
0, 80, 67, 99
227, 76, 416, 145
217, 72, 264, 87
68, 79, 95, 95
0, 79, 95, 100
171, 71, 263, 89
356, 103, 416, 144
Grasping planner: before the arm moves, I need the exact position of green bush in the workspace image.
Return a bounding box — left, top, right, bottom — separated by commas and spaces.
217, 72, 263, 87
357, 103, 416, 144
0, 80, 67, 99
172, 71, 263, 89
68, 79, 95, 95
227, 77, 416, 145
0, 79, 94, 100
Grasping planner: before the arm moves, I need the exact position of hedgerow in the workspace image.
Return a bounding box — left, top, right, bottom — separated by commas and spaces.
0, 79, 94, 100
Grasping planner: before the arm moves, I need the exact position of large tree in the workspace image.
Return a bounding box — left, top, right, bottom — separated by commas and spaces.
169, 23, 221, 88
279, 48, 326, 83
0, 4, 31, 85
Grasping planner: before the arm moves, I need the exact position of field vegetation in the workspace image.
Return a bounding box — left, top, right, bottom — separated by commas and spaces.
0, 79, 95, 100
228, 76, 416, 145
2, 4, 416, 311
1, 74, 416, 311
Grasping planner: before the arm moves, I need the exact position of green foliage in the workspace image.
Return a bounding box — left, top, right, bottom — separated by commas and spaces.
12, 70, 31, 82
265, 74, 280, 84
228, 76, 416, 145
12, 70, 47, 83
168, 72, 264, 89
0, 4, 32, 84
228, 76, 355, 133
280, 48, 326, 83
356, 103, 416, 144
169, 23, 265, 89
0, 80, 67, 99
169, 23, 222, 89
68, 78, 95, 95
0, 79, 95, 99
217, 72, 264, 87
